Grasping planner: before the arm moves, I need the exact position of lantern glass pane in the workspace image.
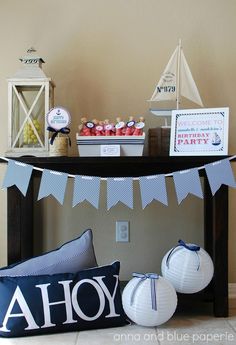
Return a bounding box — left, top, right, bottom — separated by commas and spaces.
11, 86, 45, 149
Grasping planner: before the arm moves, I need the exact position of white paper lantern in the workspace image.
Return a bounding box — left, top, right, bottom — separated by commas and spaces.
161, 240, 214, 294
122, 273, 177, 327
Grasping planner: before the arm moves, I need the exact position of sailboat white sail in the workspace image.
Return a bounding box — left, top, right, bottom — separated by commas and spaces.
148, 40, 203, 119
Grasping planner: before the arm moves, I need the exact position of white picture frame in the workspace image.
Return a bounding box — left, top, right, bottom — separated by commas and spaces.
169, 107, 229, 156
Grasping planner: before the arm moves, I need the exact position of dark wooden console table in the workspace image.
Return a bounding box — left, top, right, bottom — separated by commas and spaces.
0, 156, 229, 317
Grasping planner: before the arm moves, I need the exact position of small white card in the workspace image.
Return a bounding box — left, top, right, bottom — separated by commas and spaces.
100, 145, 120, 156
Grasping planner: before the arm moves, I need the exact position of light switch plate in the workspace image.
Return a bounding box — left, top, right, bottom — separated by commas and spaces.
116, 221, 129, 242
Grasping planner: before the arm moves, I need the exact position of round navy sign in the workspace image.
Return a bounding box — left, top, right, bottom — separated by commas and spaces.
46, 107, 71, 130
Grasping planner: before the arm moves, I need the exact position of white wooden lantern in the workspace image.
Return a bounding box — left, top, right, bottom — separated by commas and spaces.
6, 48, 54, 156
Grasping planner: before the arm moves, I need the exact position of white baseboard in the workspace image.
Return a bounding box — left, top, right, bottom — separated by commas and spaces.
229, 283, 236, 308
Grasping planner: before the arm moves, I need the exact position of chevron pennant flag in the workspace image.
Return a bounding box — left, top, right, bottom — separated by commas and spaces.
107, 177, 133, 210
139, 174, 168, 208
37, 169, 68, 205
205, 158, 236, 195
2, 159, 33, 196
173, 168, 203, 204
73, 175, 100, 209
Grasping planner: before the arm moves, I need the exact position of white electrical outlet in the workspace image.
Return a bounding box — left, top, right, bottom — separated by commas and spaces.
116, 221, 129, 242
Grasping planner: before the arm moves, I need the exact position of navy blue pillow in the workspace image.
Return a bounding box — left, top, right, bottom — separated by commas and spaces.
0, 261, 127, 337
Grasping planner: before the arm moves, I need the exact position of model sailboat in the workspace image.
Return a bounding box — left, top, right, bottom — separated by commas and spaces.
148, 40, 203, 125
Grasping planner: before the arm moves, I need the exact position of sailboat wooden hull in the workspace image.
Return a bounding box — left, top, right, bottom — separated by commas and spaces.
149, 108, 172, 116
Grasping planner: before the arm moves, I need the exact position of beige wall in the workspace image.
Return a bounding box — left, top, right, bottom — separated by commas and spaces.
0, 0, 235, 280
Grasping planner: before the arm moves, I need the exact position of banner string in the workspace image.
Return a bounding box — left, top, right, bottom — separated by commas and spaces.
0, 155, 236, 180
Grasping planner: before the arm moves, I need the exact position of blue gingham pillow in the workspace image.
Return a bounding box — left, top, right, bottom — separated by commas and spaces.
0, 229, 97, 276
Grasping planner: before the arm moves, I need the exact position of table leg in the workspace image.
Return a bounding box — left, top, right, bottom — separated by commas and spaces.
204, 178, 213, 257
7, 180, 34, 265
204, 178, 213, 295
212, 185, 229, 317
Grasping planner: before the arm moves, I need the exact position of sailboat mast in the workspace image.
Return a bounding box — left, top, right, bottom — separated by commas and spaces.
176, 39, 181, 110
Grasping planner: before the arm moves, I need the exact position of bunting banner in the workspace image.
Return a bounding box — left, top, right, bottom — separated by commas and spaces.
73, 175, 100, 209
2, 159, 33, 196
173, 168, 203, 204
1, 156, 236, 209
139, 174, 168, 208
37, 169, 68, 205
107, 177, 133, 210
204, 158, 236, 195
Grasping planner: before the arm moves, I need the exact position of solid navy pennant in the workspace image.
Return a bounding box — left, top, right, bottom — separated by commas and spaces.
139, 174, 168, 208
37, 169, 68, 205
72, 175, 100, 209
2, 159, 33, 196
173, 168, 203, 204
107, 177, 133, 210
205, 158, 236, 195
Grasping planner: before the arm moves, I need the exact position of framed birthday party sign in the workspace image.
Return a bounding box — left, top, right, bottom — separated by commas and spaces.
169, 107, 229, 156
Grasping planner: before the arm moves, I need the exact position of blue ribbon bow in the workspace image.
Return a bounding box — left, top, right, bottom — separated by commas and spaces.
166, 239, 201, 271
131, 272, 159, 311
47, 126, 71, 146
